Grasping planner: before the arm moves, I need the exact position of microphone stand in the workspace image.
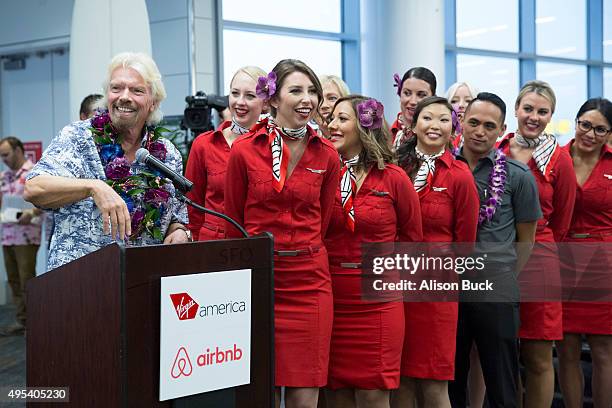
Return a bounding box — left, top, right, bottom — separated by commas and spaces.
177, 192, 249, 238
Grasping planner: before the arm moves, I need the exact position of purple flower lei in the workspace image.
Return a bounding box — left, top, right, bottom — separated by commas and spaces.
479, 149, 507, 225
357, 98, 384, 130
89, 110, 172, 241
256, 71, 277, 100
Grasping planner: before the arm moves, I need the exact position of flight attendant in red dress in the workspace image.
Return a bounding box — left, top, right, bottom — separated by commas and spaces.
497, 80, 576, 407
224, 59, 340, 408
390, 67, 436, 151
185, 66, 266, 240
323, 95, 422, 407
557, 97, 612, 408
393, 96, 479, 408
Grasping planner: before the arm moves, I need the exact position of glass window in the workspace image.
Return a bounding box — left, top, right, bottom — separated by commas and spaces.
456, 0, 518, 52
222, 0, 341, 33
605, 0, 612, 62
222, 30, 342, 92
456, 54, 519, 132
605, 68, 612, 99
536, 0, 586, 59
536, 62, 587, 144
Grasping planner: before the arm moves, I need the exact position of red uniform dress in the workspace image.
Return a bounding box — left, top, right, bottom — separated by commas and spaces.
561, 141, 612, 335
324, 165, 422, 389
498, 133, 576, 340
185, 121, 232, 240
401, 150, 479, 380
224, 123, 340, 386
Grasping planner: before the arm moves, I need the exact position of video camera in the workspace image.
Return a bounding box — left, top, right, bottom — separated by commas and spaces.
182, 91, 229, 135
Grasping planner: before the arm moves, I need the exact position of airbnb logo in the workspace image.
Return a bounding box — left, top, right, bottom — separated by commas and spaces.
171, 347, 193, 378
170, 293, 199, 320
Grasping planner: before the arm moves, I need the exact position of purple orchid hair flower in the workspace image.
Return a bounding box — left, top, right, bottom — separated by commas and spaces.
451, 105, 463, 135
357, 98, 384, 130
393, 73, 402, 96
256, 71, 277, 100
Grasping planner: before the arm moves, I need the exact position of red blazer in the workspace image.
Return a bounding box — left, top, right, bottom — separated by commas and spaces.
498, 133, 577, 242
184, 121, 232, 240
325, 164, 423, 269
562, 140, 612, 238
224, 123, 340, 248
417, 149, 479, 243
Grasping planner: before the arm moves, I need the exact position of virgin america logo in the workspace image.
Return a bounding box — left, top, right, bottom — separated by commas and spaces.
169, 293, 199, 320
171, 347, 193, 378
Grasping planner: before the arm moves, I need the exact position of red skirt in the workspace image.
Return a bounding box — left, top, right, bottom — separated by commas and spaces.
563, 302, 612, 335
518, 244, 563, 340
401, 302, 458, 380
327, 272, 404, 390
561, 236, 612, 335
274, 249, 333, 387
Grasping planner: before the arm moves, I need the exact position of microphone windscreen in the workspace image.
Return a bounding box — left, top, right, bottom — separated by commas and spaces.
135, 148, 149, 164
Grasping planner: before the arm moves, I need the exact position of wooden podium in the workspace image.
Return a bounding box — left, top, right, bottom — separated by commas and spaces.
26, 235, 274, 407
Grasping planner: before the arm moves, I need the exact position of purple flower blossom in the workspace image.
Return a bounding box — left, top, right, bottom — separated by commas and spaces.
131, 208, 145, 236
144, 188, 171, 206
149, 141, 167, 161
256, 72, 277, 100
357, 98, 384, 130
393, 73, 402, 96
451, 105, 463, 135
91, 111, 111, 129
105, 157, 131, 180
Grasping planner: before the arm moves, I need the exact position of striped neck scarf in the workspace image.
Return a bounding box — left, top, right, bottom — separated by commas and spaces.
268, 117, 308, 192
230, 117, 251, 135
413, 147, 445, 196
393, 114, 413, 151
515, 131, 558, 176
340, 154, 360, 232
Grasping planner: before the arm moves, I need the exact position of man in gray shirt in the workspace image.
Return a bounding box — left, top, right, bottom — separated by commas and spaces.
449, 92, 541, 408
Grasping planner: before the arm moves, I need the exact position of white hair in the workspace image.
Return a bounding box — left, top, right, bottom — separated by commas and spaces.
445, 82, 479, 101
102, 52, 167, 125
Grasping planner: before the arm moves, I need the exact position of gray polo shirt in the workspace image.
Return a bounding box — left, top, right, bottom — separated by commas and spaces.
457, 148, 542, 266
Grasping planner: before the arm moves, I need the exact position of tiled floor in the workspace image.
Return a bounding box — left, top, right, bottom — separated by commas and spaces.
0, 304, 26, 407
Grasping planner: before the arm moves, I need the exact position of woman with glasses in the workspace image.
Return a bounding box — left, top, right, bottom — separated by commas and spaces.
497, 80, 576, 407
557, 98, 612, 408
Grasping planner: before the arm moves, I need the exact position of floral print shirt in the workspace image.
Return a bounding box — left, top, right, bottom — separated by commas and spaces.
27, 119, 188, 271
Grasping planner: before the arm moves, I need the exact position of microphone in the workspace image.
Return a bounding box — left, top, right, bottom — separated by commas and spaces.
135, 148, 194, 193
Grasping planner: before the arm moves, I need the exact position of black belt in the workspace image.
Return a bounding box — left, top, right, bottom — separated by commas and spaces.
201, 222, 224, 233
274, 246, 321, 257
330, 262, 362, 269
569, 232, 612, 239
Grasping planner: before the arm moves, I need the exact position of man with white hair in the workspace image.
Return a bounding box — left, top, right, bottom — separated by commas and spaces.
24, 52, 190, 270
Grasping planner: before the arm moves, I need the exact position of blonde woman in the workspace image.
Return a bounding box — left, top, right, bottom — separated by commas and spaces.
185, 66, 266, 240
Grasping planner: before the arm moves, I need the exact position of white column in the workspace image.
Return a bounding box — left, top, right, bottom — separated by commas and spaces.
360, 0, 445, 121
69, 0, 152, 122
